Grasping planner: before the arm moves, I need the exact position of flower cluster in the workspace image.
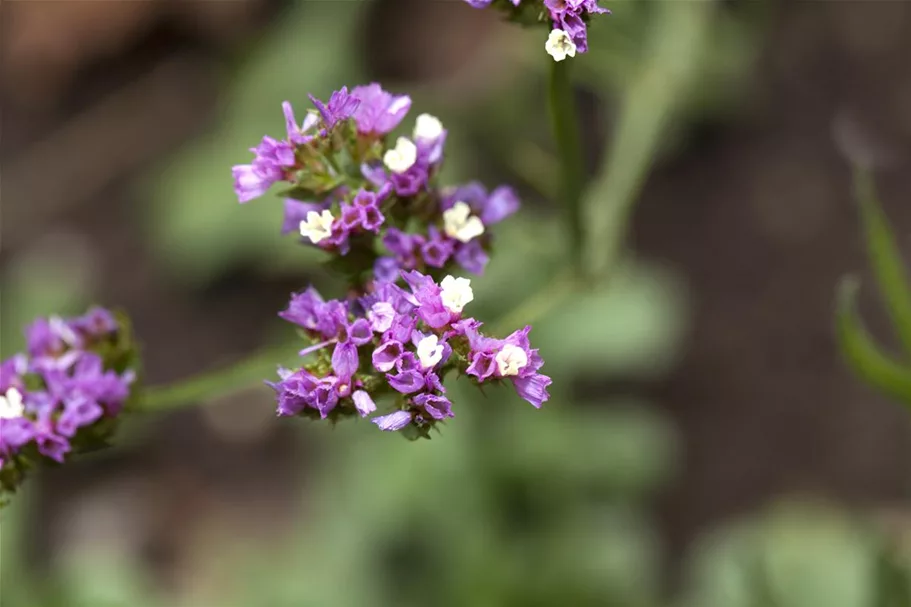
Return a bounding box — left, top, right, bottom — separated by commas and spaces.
235, 82, 550, 438
0, 308, 137, 494
233, 83, 518, 279
269, 270, 551, 438
462, 0, 609, 62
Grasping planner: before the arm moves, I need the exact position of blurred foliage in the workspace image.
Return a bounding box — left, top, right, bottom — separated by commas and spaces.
5, 1, 909, 607
680, 500, 911, 607
836, 169, 911, 410
0, 250, 91, 358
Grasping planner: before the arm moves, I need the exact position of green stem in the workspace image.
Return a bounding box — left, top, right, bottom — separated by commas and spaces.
491, 273, 579, 335
548, 58, 586, 271
138, 342, 300, 412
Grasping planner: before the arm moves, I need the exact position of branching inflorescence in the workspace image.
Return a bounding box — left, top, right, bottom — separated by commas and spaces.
463, 0, 609, 62
233, 84, 551, 439
0, 308, 138, 494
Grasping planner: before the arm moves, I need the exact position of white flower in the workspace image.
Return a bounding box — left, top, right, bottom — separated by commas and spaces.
299, 209, 335, 244
0, 388, 25, 420
495, 344, 528, 377
383, 137, 418, 173
416, 335, 444, 369
414, 113, 443, 140
545, 29, 576, 62
442, 201, 485, 243
440, 275, 474, 314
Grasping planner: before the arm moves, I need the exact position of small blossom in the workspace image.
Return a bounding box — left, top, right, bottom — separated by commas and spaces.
282, 101, 319, 144
0, 388, 24, 420
383, 137, 418, 173
368, 302, 396, 333
416, 335, 444, 369
282, 200, 326, 235
495, 344, 528, 376
309, 86, 361, 130
440, 275, 473, 314
414, 113, 444, 141
373, 340, 403, 372
299, 209, 336, 244
545, 29, 577, 61
351, 83, 412, 136
414, 393, 454, 420
443, 201, 485, 243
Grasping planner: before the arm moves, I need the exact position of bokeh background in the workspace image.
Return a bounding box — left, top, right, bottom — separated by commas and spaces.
2, 1, 911, 606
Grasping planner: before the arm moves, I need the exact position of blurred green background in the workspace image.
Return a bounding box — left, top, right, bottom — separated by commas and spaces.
1, 1, 910, 605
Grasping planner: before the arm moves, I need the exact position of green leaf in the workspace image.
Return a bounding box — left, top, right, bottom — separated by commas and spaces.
853, 168, 911, 360
835, 277, 911, 408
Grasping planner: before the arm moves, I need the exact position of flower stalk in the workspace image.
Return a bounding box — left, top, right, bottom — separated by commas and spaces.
547, 58, 586, 272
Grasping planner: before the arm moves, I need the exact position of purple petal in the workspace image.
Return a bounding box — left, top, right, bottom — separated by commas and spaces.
480, 186, 520, 225
352, 390, 377, 417
512, 373, 552, 408
387, 370, 424, 394
348, 318, 374, 346
332, 341, 359, 379
372, 340, 403, 373
372, 410, 413, 432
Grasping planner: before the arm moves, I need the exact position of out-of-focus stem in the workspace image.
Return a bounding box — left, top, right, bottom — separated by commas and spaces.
138, 342, 299, 412
547, 58, 586, 272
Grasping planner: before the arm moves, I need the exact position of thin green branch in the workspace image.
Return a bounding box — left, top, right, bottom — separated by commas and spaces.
491, 274, 580, 335
138, 342, 301, 412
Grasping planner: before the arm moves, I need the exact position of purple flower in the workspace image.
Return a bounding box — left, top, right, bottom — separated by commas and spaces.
331, 341, 359, 380
0, 355, 27, 393
421, 226, 455, 268
26, 317, 75, 357
282, 101, 319, 145
368, 302, 396, 333
353, 189, 386, 232
30, 411, 70, 463
374, 257, 401, 283
347, 318, 374, 346
56, 396, 104, 438
269, 368, 318, 416
387, 370, 425, 394
443, 182, 520, 226
401, 271, 453, 329
350, 83, 412, 136
279, 288, 347, 340
372, 410, 413, 431
413, 393, 454, 420
544, 0, 610, 54
309, 86, 361, 130
454, 240, 490, 275
71, 307, 118, 339
232, 136, 295, 203
372, 340, 403, 372
464, 324, 551, 408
